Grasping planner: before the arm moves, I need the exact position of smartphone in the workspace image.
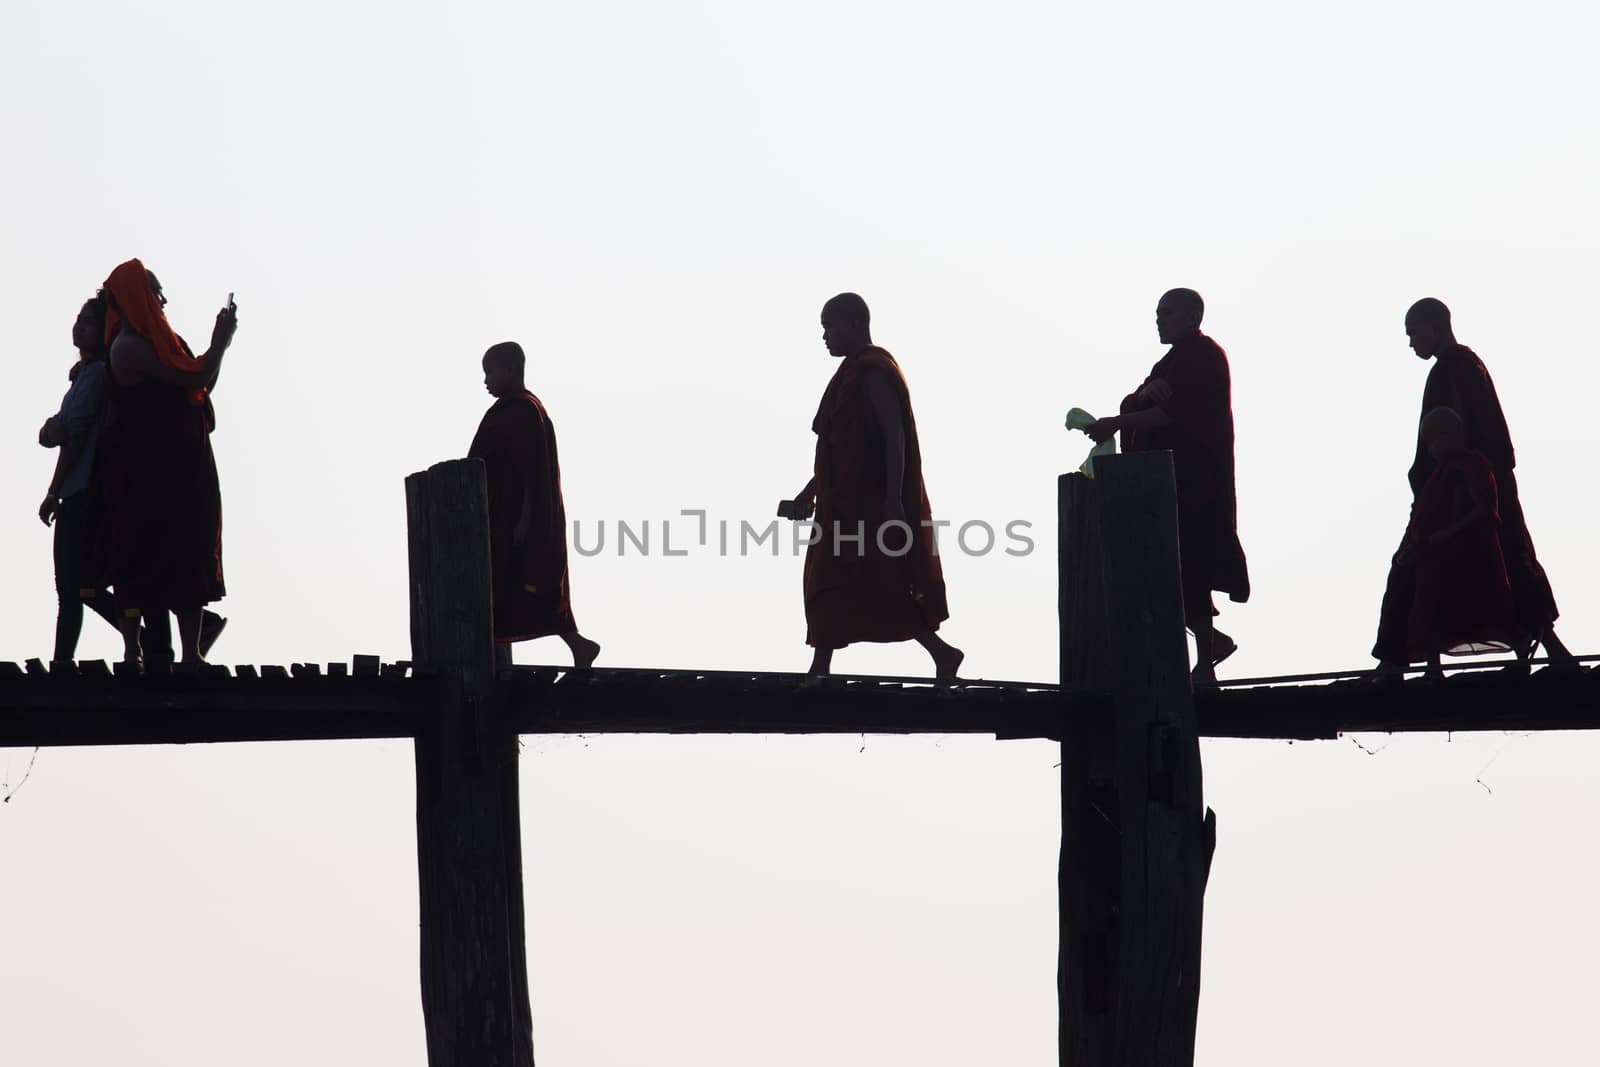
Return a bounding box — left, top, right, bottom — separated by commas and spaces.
777, 499, 800, 520
227, 291, 236, 311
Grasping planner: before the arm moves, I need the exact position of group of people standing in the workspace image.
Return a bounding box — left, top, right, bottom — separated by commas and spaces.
37, 270, 1577, 682
39, 259, 234, 671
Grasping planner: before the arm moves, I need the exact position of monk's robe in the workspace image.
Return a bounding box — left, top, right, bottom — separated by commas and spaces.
1404, 447, 1522, 660
805, 346, 949, 648
1373, 344, 1556, 660
1119, 332, 1250, 615
98, 260, 224, 615
469, 390, 576, 642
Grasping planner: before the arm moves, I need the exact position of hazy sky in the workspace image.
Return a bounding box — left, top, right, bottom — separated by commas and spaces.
3, 1, 1599, 1064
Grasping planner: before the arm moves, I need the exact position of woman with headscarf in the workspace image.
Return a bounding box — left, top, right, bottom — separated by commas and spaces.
99, 258, 238, 669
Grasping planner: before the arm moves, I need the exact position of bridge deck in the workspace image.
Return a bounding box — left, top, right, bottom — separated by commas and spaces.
0, 658, 1595, 748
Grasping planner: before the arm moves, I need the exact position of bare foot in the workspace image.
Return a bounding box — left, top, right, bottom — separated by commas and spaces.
1211, 630, 1238, 668
570, 636, 601, 670
933, 646, 965, 681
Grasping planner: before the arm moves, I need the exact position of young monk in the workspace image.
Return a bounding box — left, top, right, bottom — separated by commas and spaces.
1082, 288, 1249, 686
1373, 298, 1573, 676
1402, 407, 1525, 680
99, 260, 236, 669
468, 342, 599, 668
780, 293, 963, 679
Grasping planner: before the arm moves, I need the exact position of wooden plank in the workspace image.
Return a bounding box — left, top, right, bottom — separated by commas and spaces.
407, 459, 534, 1067
0, 674, 428, 747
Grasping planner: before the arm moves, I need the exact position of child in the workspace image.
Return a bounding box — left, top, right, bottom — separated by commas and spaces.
1403, 406, 1525, 679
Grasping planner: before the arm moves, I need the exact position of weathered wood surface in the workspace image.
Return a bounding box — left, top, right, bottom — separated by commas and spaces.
1059, 455, 1215, 1067
407, 459, 535, 1067
0, 666, 425, 746
1058, 471, 1119, 1066
0, 662, 1594, 750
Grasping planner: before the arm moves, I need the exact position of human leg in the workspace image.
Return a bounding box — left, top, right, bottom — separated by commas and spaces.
912, 631, 964, 680
50, 495, 90, 664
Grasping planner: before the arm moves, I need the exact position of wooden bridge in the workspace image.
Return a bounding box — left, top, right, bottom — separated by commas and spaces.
2, 454, 1595, 1066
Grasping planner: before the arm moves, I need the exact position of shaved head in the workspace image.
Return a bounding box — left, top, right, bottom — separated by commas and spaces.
1404, 298, 1456, 359
1406, 297, 1452, 331
1420, 405, 1464, 442
1420, 406, 1466, 460
1160, 288, 1204, 321
1155, 288, 1205, 344
820, 292, 873, 358
822, 292, 870, 329
483, 340, 526, 373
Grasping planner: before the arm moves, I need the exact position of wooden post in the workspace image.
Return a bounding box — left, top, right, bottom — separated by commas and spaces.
407, 459, 536, 1067
1059, 453, 1216, 1066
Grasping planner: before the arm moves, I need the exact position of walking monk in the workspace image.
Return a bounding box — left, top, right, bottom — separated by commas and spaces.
780, 293, 962, 678
1403, 407, 1525, 680
1372, 298, 1574, 676
468, 342, 600, 668
1082, 288, 1249, 686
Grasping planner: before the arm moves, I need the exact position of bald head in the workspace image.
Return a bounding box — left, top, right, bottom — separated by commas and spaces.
1404, 298, 1456, 360
1156, 288, 1204, 344
482, 341, 526, 399
821, 292, 872, 358
484, 340, 526, 373
1420, 405, 1466, 458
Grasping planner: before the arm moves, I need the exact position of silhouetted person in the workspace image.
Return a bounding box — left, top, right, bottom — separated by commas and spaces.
1083, 288, 1249, 686
100, 260, 236, 669
781, 293, 962, 679
1402, 407, 1525, 681
38, 294, 117, 664
468, 342, 599, 668
1373, 298, 1573, 676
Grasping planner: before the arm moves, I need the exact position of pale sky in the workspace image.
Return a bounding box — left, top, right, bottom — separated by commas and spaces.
3, 1, 1599, 1064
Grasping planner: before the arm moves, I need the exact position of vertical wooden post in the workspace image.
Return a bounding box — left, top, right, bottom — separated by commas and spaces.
1059, 453, 1216, 1066
407, 459, 536, 1067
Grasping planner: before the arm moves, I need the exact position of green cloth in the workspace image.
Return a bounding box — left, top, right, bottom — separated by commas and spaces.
1065, 407, 1116, 477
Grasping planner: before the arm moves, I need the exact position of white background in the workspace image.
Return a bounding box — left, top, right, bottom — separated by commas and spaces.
2, 1, 1597, 1063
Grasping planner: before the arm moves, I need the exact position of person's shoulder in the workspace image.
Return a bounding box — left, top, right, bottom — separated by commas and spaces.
109, 329, 153, 361
1442, 344, 1490, 373
857, 347, 904, 381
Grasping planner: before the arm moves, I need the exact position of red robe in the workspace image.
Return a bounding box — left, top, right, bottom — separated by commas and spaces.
98, 333, 225, 614
1373, 344, 1556, 660
1404, 448, 1522, 659
1119, 332, 1250, 613
805, 347, 949, 648
468, 391, 576, 642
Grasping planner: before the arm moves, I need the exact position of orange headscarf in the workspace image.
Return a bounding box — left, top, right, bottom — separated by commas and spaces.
103, 258, 207, 403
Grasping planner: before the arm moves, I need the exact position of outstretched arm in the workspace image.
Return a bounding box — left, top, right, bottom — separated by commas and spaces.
1083, 406, 1173, 443
111, 307, 237, 389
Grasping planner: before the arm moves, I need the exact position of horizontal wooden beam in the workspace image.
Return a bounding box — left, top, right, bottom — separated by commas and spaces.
1198, 667, 1600, 740
0, 662, 1593, 749
0, 667, 429, 747
498, 667, 1090, 736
